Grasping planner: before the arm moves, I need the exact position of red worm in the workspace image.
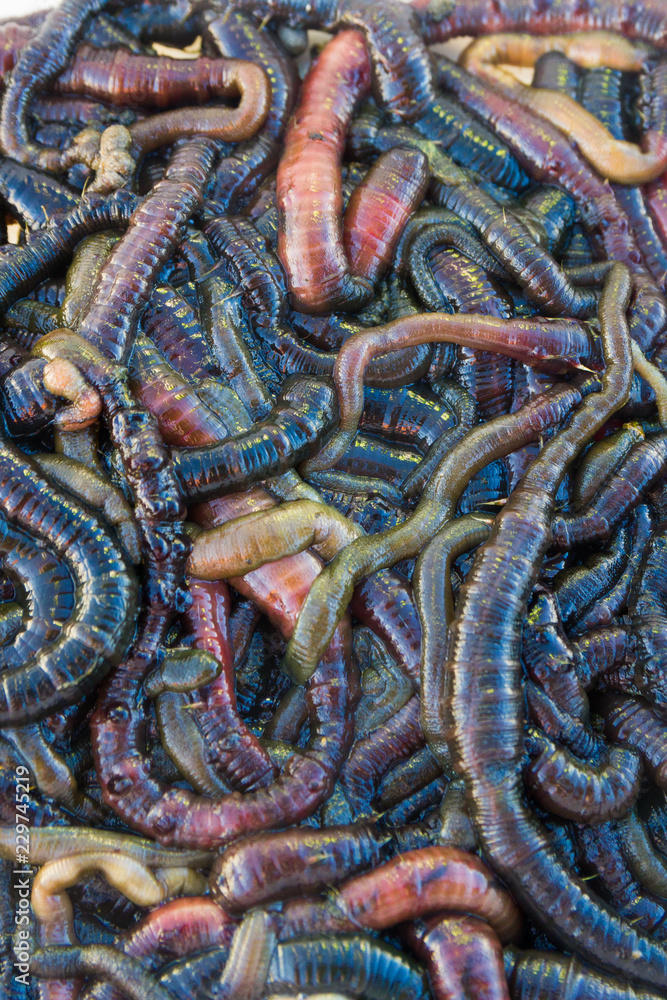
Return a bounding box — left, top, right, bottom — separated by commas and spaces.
210, 823, 388, 913
276, 29, 374, 313
343, 146, 430, 288
402, 914, 511, 1000
278, 846, 523, 944
181, 577, 278, 793
57, 47, 264, 108
89, 897, 237, 1000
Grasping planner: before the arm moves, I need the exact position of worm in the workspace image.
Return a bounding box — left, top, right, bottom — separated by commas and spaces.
343, 147, 430, 288
504, 946, 667, 1000
576, 504, 654, 632
278, 845, 523, 944
210, 823, 388, 913
601, 694, 667, 791
459, 31, 667, 183
0, 0, 112, 171
181, 577, 278, 793
403, 914, 510, 1000
552, 519, 631, 629
552, 432, 667, 548
580, 65, 667, 289
232, 0, 433, 121
204, 10, 299, 213
82, 898, 237, 1000
276, 30, 374, 313
350, 108, 600, 321
30, 945, 177, 1000
433, 54, 667, 352
0, 515, 74, 670
170, 376, 340, 503
0, 435, 137, 726
435, 263, 667, 985
286, 380, 582, 685
572, 423, 645, 508
523, 727, 642, 824
74, 137, 219, 363
0, 157, 78, 230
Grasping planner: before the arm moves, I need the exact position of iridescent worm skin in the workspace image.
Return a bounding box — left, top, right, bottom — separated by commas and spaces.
181, 577, 278, 793
203, 215, 431, 388
276, 29, 374, 313
575, 504, 654, 632
210, 823, 388, 913
343, 147, 430, 288
0, 157, 78, 230
75, 137, 218, 364
170, 376, 340, 503
34, 331, 190, 667
230, 0, 433, 121
572, 423, 645, 509
411, 243, 515, 420
504, 947, 667, 1000
0, 438, 137, 727
141, 284, 216, 384
30, 946, 177, 1000
552, 433, 667, 549
433, 55, 667, 351
163, 933, 427, 1000
403, 914, 510, 1000
204, 10, 299, 213
82, 897, 236, 1000
552, 520, 631, 629
286, 381, 583, 685
0, 0, 112, 170
278, 845, 522, 944
415, 0, 667, 50
0, 189, 138, 314
0, 514, 74, 670
576, 820, 667, 938
523, 728, 642, 824
580, 66, 667, 290
431, 264, 667, 985
532, 50, 581, 97
349, 108, 600, 319
601, 694, 667, 791
458, 33, 667, 186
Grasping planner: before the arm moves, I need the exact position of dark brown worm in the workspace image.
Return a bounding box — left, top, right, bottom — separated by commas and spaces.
276, 29, 374, 313
576, 505, 654, 632
600, 694, 667, 792
181, 577, 278, 793
523, 727, 642, 824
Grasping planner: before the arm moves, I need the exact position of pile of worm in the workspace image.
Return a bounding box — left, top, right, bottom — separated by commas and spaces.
6, 0, 667, 997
